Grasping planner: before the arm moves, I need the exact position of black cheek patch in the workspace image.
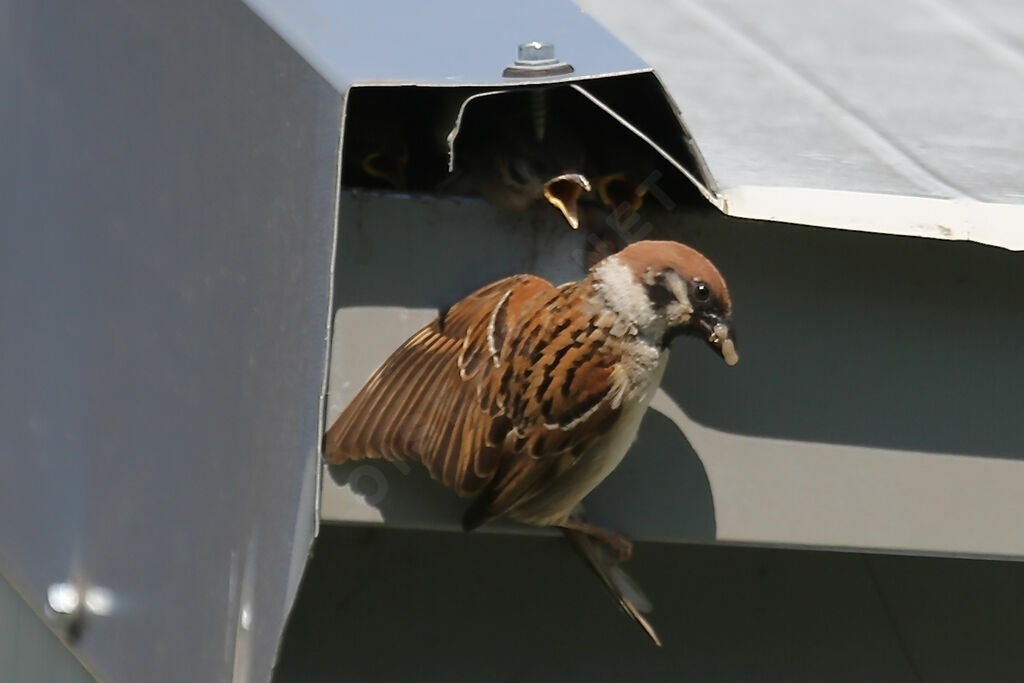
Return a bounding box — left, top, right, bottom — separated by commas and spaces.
644, 281, 676, 309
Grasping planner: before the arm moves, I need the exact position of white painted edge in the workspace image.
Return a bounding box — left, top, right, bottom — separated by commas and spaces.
650, 391, 1024, 560
721, 186, 1024, 251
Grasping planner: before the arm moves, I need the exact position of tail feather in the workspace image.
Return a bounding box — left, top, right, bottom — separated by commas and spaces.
561, 527, 661, 646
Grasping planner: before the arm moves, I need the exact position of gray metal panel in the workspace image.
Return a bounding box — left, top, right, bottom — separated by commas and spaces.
322, 192, 1024, 560
0, 2, 338, 681
0, 572, 96, 683
575, 0, 1024, 249
275, 527, 1024, 682
242, 0, 649, 89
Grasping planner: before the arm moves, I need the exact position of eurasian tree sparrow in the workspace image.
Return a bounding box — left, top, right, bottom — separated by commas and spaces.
325, 239, 736, 547
324, 240, 737, 643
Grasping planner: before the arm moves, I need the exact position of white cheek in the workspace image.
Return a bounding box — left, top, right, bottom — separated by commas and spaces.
666, 277, 693, 325
667, 275, 688, 305
592, 257, 656, 326
666, 301, 692, 326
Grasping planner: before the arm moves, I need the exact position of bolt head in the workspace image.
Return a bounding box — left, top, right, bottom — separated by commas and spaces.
516, 41, 556, 65
47, 582, 81, 616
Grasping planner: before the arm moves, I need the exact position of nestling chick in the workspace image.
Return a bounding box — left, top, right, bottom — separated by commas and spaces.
439, 88, 591, 229
581, 125, 664, 267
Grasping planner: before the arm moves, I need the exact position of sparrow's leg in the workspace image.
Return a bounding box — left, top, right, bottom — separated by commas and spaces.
558, 517, 633, 564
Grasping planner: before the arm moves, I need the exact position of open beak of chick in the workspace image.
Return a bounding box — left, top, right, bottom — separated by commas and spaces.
361, 147, 409, 190
542, 173, 591, 230
598, 173, 646, 223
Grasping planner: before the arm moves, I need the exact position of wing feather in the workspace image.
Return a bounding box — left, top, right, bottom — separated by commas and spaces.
324, 276, 546, 483
323, 273, 626, 520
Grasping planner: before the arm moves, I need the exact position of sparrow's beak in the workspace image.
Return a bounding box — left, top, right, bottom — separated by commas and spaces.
543, 173, 591, 230
362, 148, 409, 189
598, 174, 646, 221
702, 316, 739, 366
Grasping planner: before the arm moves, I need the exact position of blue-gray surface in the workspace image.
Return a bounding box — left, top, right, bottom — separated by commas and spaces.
242, 0, 648, 88
0, 1, 338, 681
275, 526, 1024, 683
0, 574, 96, 683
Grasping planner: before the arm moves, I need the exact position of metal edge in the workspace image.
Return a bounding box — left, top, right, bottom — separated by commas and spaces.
314, 100, 350, 533
267, 86, 347, 683
568, 83, 723, 209
345, 68, 654, 90
317, 512, 1024, 563
431, 71, 719, 199
721, 186, 1024, 251
444, 89, 507, 172
0, 562, 102, 682
240, 0, 651, 92
650, 536, 1024, 565
645, 71, 722, 199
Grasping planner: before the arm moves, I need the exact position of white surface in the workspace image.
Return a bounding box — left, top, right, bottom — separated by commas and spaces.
650, 391, 1024, 558
723, 187, 1024, 250
576, 0, 1024, 249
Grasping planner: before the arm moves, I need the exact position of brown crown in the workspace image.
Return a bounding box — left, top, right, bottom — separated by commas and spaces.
607, 240, 732, 312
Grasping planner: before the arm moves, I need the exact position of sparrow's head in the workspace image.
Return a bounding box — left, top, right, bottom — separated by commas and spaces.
591, 240, 738, 365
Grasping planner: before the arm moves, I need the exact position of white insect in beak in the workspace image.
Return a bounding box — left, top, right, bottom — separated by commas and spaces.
711, 322, 739, 366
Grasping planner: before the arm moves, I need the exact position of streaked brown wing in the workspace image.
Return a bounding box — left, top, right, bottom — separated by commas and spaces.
464, 291, 626, 526
323, 273, 626, 523
323, 274, 553, 495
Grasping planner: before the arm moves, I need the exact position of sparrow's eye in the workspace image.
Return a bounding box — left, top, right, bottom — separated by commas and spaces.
693, 281, 711, 303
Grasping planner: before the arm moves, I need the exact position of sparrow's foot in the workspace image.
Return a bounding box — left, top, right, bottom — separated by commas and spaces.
558, 519, 633, 564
